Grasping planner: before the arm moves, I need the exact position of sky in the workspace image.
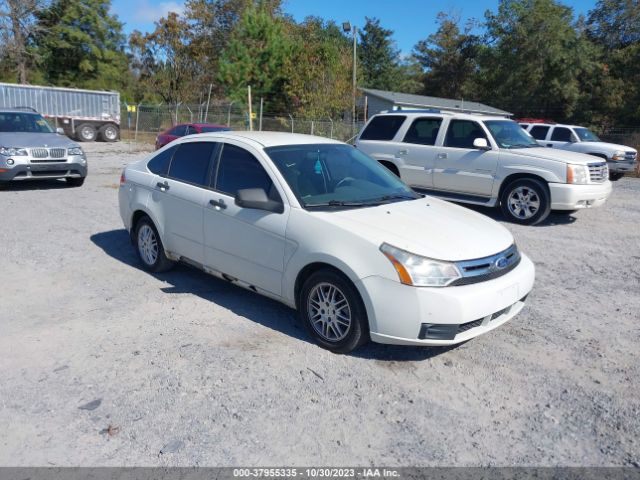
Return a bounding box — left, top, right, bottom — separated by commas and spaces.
111, 0, 598, 54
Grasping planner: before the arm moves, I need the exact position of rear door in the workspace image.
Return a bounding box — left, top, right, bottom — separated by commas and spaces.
149, 141, 217, 264
203, 142, 288, 297
397, 116, 443, 188
433, 119, 498, 197
355, 115, 407, 176
546, 126, 576, 148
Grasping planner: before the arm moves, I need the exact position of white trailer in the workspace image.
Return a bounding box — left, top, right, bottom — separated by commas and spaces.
0, 82, 121, 142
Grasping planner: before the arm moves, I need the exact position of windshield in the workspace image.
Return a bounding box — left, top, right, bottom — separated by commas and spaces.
574, 127, 601, 142
484, 120, 539, 149
265, 144, 419, 209
0, 112, 53, 133
200, 126, 231, 133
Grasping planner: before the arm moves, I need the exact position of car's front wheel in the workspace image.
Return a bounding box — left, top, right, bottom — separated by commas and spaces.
66, 177, 85, 187
500, 178, 551, 225
299, 269, 369, 353
134, 216, 175, 272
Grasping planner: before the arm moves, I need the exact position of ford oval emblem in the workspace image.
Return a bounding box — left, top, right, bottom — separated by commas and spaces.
495, 256, 509, 270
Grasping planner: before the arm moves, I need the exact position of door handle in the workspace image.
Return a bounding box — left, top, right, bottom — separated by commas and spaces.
437, 153, 447, 159
397, 149, 408, 155
156, 180, 169, 191
209, 198, 227, 209
547, 144, 553, 147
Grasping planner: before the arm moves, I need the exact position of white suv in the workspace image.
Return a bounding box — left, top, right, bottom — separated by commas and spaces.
119, 131, 534, 353
519, 122, 638, 181
356, 111, 612, 225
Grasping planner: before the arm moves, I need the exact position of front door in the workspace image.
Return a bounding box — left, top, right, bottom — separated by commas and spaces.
203, 142, 288, 297
546, 126, 575, 148
433, 119, 498, 197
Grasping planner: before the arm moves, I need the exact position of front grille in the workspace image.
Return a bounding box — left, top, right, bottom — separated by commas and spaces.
30, 147, 67, 161
49, 148, 65, 158
450, 244, 521, 286
30, 170, 69, 176
31, 159, 66, 163
31, 148, 48, 158
458, 319, 482, 333
625, 151, 637, 161
588, 162, 608, 183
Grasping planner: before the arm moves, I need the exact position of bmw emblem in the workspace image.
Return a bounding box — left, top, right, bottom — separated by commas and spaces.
495, 256, 509, 270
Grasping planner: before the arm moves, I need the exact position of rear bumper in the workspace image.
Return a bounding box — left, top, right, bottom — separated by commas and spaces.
0, 162, 87, 181
549, 181, 612, 210
357, 254, 535, 346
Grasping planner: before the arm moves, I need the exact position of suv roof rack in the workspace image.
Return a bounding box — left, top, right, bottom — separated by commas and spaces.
516, 118, 555, 124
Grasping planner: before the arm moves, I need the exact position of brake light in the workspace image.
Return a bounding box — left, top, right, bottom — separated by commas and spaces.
120, 171, 126, 185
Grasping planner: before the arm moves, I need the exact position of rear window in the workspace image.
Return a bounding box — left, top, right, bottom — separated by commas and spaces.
529, 125, 550, 140
168, 142, 216, 187
147, 146, 176, 175
359, 115, 406, 141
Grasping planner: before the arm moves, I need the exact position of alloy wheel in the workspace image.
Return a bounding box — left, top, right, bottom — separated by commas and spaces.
307, 282, 352, 342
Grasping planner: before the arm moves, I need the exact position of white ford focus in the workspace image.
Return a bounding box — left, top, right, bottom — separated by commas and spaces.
119, 132, 535, 353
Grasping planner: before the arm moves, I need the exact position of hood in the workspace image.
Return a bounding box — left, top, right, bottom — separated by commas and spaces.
510, 146, 598, 165
575, 141, 637, 153
0, 132, 80, 149
315, 197, 514, 262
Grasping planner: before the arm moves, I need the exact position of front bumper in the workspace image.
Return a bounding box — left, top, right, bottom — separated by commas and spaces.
548, 181, 612, 210
608, 160, 636, 174
357, 254, 535, 346
0, 157, 87, 181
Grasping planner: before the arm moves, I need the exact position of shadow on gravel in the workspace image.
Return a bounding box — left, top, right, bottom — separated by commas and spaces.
90, 229, 453, 360
90, 229, 310, 345
456, 203, 578, 227
0, 179, 71, 190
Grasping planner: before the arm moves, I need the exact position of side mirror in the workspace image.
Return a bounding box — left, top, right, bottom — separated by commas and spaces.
473, 138, 490, 150
235, 188, 284, 213
56, 127, 65, 135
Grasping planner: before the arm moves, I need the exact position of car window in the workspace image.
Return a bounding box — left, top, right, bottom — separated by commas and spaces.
529, 125, 550, 140
403, 117, 442, 146
444, 120, 488, 149
551, 127, 572, 142
169, 125, 186, 136
215, 144, 280, 201
359, 115, 406, 141
147, 146, 177, 175
167, 142, 216, 186
186, 126, 198, 135
0, 112, 53, 133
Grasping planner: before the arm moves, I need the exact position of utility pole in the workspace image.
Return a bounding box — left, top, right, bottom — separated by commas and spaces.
248, 85, 253, 132
343, 21, 357, 136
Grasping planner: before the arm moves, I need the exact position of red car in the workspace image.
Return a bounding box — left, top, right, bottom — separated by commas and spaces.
155, 123, 231, 149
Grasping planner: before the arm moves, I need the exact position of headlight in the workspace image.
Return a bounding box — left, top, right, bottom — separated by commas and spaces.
611, 150, 625, 161
567, 164, 589, 184
380, 243, 461, 287
0, 147, 28, 156
68, 147, 84, 156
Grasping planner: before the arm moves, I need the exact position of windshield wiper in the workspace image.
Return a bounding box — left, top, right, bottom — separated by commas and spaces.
305, 199, 369, 208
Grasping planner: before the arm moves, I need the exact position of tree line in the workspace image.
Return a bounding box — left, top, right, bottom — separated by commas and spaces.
0, 0, 638, 128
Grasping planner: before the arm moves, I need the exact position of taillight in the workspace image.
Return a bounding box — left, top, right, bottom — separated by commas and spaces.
120, 171, 126, 185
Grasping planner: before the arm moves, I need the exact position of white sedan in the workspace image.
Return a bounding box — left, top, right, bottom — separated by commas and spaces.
118, 132, 535, 353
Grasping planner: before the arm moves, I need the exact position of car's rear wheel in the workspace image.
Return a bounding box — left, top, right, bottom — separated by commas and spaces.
66, 177, 85, 187
299, 269, 369, 353
500, 178, 551, 225
99, 124, 119, 142
76, 124, 97, 142
135, 216, 175, 272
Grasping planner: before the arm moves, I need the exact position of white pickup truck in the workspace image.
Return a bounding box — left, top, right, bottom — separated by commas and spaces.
519, 122, 637, 181
355, 111, 612, 225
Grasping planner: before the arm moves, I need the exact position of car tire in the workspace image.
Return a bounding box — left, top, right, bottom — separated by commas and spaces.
98, 124, 119, 142
299, 269, 369, 353
500, 178, 551, 225
65, 177, 85, 187
76, 124, 97, 142
609, 172, 625, 181
134, 216, 175, 273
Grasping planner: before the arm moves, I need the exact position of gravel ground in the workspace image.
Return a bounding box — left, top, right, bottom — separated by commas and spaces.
0, 141, 638, 467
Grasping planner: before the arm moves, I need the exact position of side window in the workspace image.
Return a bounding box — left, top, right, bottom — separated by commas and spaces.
359, 115, 406, 141
147, 146, 176, 175
551, 127, 572, 142
169, 125, 186, 136
186, 125, 198, 135
167, 142, 216, 187
403, 117, 442, 146
444, 120, 487, 149
529, 125, 550, 140
215, 144, 280, 201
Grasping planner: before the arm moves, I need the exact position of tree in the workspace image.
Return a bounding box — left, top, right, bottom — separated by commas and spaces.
0, 0, 43, 83
33, 0, 129, 90
217, 3, 291, 107
413, 12, 479, 99
358, 17, 400, 91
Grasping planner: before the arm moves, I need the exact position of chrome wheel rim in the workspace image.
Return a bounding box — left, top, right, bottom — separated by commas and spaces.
507, 186, 540, 219
104, 127, 117, 140
81, 127, 94, 140
307, 282, 351, 342
137, 224, 158, 266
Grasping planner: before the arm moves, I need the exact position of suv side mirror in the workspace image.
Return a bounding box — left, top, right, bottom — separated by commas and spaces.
56, 127, 65, 135
473, 138, 490, 150
236, 188, 284, 213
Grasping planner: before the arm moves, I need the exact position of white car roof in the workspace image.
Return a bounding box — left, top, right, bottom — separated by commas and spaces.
523, 122, 586, 129
185, 131, 343, 148
376, 111, 511, 122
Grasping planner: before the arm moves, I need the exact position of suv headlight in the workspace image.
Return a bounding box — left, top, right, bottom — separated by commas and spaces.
611, 150, 625, 161
380, 243, 461, 287
68, 147, 84, 156
567, 164, 589, 184
0, 147, 28, 156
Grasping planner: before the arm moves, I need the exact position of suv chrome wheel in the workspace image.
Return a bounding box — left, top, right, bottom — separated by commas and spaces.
507, 186, 540, 219
137, 224, 158, 266
307, 282, 352, 342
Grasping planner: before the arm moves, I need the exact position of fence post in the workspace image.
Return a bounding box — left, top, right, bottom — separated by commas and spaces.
259, 97, 263, 131
134, 104, 141, 142
288, 114, 294, 133
311, 121, 314, 135
328, 118, 334, 139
